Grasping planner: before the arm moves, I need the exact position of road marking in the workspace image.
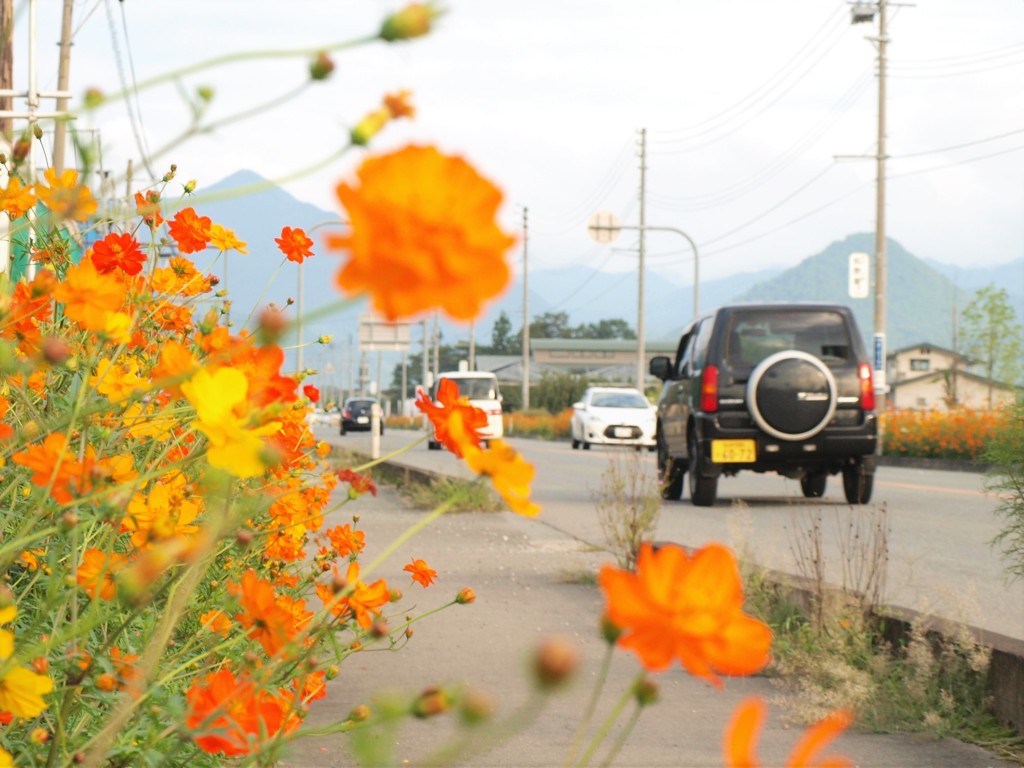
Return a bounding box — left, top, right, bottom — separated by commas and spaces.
878, 479, 989, 497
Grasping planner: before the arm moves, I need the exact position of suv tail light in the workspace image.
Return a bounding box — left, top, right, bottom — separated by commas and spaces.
858, 362, 875, 411
700, 365, 719, 413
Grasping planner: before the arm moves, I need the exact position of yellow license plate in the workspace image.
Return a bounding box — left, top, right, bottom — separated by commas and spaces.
711, 439, 756, 463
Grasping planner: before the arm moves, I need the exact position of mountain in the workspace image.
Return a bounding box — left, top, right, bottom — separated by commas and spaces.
733, 233, 968, 351
194, 172, 1014, 383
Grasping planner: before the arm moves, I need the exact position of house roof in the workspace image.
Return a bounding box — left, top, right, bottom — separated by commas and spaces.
888, 368, 1018, 392
887, 341, 972, 363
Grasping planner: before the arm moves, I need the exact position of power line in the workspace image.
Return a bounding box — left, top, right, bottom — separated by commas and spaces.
651, 2, 847, 141
890, 126, 1024, 159
648, 70, 872, 211
888, 141, 1024, 180
104, 0, 155, 178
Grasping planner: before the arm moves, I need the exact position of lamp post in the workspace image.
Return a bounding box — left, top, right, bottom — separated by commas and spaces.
587, 212, 700, 388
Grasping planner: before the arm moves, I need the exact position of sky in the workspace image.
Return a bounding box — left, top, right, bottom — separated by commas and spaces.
12, 0, 1024, 296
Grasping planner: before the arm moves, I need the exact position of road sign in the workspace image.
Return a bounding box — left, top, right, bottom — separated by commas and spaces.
848, 251, 870, 299
358, 314, 413, 352
587, 211, 622, 244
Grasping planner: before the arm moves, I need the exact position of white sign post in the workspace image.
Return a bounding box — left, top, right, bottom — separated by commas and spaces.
848, 252, 870, 300
358, 314, 414, 352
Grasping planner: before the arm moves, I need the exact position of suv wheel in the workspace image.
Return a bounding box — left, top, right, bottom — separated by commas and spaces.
656, 433, 684, 501
800, 471, 827, 498
747, 351, 838, 441
687, 432, 717, 507
842, 461, 873, 504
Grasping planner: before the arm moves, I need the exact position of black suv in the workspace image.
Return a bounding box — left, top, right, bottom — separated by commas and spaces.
339, 397, 382, 436
649, 303, 877, 506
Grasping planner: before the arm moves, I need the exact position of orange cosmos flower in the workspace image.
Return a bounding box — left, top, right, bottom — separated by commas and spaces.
167, 207, 212, 254
91, 232, 147, 276
0, 177, 35, 218
35, 167, 98, 221
275, 226, 314, 263
134, 189, 164, 227
599, 543, 772, 686
199, 610, 232, 638
303, 384, 320, 403
316, 562, 390, 629
336, 468, 377, 497
724, 697, 854, 768
463, 439, 541, 517
185, 668, 295, 757
415, 379, 487, 458
77, 548, 129, 601
11, 433, 95, 504
327, 145, 516, 321
232, 570, 300, 657
52, 256, 127, 331
404, 558, 437, 588
325, 524, 365, 558
209, 223, 248, 254
2, 273, 53, 354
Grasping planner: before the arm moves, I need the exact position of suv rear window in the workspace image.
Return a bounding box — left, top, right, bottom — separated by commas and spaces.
724, 309, 853, 367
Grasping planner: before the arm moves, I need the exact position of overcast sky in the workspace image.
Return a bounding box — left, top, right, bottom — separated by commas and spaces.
16, 0, 1024, 292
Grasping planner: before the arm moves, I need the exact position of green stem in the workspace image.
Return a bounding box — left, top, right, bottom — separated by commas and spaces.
597, 704, 643, 768
575, 671, 646, 768
562, 642, 615, 767
92, 36, 378, 106
361, 495, 459, 579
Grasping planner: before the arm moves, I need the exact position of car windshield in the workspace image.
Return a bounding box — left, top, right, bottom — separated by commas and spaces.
590, 392, 649, 408
347, 400, 374, 410
441, 378, 499, 400
725, 310, 853, 367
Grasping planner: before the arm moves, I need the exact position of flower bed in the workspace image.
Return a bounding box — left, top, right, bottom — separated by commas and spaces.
882, 407, 1008, 462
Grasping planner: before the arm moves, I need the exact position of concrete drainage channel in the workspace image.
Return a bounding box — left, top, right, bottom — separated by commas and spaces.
339, 448, 1024, 738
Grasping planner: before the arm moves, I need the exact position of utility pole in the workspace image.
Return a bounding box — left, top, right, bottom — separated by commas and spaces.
1, 0, 12, 140
521, 206, 530, 411
873, 0, 889, 399
636, 128, 647, 392
51, 0, 73, 173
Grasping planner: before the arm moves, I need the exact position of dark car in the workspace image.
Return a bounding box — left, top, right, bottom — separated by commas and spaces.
339, 397, 382, 435
649, 303, 877, 506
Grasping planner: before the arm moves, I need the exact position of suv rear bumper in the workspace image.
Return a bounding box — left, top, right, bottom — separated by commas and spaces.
692, 411, 877, 476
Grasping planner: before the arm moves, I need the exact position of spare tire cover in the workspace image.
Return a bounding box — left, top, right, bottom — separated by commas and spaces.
746, 351, 837, 441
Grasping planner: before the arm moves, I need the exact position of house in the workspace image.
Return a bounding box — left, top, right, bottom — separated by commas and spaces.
886, 342, 1017, 411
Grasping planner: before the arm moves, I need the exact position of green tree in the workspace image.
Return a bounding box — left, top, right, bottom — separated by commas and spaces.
487, 311, 520, 354
531, 371, 591, 413
529, 311, 572, 339
389, 344, 468, 394
574, 318, 636, 339
960, 284, 1024, 409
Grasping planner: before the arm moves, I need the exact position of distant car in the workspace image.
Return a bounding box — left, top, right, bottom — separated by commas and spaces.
570, 387, 656, 451
340, 397, 382, 435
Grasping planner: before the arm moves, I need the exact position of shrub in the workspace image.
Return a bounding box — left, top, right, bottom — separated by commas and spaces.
983, 397, 1024, 581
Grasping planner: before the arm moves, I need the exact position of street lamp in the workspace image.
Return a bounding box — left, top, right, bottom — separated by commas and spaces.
587, 211, 700, 388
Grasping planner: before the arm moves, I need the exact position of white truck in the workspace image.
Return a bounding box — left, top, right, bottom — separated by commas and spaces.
427, 371, 503, 450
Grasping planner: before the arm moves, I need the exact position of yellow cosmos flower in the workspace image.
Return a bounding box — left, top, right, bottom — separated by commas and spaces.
181, 367, 280, 478
209, 223, 248, 254
463, 439, 540, 517
0, 607, 54, 718
0, 665, 55, 718
89, 357, 148, 403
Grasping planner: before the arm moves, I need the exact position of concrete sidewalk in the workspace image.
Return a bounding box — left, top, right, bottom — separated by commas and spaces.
277, 483, 1016, 768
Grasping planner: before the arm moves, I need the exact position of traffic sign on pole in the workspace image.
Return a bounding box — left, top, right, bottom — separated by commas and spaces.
587, 211, 621, 244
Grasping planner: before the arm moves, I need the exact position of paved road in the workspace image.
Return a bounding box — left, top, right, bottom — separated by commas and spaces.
285, 425, 1019, 767
321, 426, 1024, 643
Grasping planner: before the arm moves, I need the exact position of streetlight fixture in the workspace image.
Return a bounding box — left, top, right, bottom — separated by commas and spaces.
587, 211, 700, 389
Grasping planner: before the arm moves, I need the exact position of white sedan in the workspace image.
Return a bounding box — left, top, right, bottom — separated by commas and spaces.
570, 387, 657, 451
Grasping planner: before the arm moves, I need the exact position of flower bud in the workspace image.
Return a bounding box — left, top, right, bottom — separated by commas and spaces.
32, 124, 43, 140
634, 678, 659, 707
83, 88, 104, 108
412, 686, 449, 718
600, 614, 623, 645
455, 587, 475, 605
309, 52, 335, 81
95, 673, 117, 692
331, 572, 348, 594
532, 636, 578, 690
348, 704, 370, 722
235, 529, 253, 547
13, 136, 30, 163
183, 179, 197, 194
41, 337, 70, 365
389, 588, 403, 603
379, 3, 440, 41
371, 620, 389, 638
31, 657, 49, 674
318, 334, 333, 344
61, 511, 79, 529
197, 86, 214, 102
459, 688, 494, 726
